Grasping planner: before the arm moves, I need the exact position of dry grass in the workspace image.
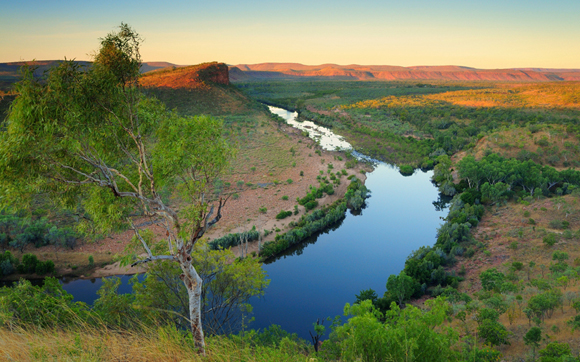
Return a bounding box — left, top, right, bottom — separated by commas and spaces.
0, 325, 311, 362
447, 193, 580, 358
427, 82, 580, 110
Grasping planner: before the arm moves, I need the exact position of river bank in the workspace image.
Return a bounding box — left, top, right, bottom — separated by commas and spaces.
0, 109, 369, 280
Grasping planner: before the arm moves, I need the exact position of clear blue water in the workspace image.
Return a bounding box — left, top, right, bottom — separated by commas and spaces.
249, 163, 448, 338
4, 106, 448, 341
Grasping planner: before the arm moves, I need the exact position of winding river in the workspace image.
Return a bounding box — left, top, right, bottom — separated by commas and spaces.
250, 107, 449, 337
7, 106, 449, 340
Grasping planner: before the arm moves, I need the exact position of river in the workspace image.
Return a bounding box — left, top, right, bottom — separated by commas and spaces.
249, 107, 449, 337
5, 106, 449, 340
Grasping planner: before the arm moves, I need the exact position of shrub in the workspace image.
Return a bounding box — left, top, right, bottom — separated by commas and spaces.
18, 253, 39, 274
209, 230, 260, 250
275, 211, 292, 220
543, 233, 558, 246
549, 220, 564, 229
399, 165, 414, 176
35, 260, 55, 275
88, 255, 95, 267
305, 201, 318, 211
464, 247, 475, 258
259, 207, 267, 214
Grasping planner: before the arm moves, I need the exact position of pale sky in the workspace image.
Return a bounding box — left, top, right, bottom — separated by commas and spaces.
1, 0, 579, 69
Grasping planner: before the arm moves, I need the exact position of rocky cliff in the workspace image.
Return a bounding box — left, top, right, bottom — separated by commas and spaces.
140, 62, 229, 89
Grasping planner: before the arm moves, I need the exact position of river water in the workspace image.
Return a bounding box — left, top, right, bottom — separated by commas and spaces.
249, 107, 448, 337
6, 106, 448, 340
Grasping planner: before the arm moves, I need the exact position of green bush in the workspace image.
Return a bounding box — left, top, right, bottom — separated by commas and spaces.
399, 164, 414, 176
543, 233, 558, 246
304, 200, 318, 210
209, 230, 260, 250
0, 278, 88, 327
35, 260, 55, 275
18, 253, 39, 274
275, 210, 293, 220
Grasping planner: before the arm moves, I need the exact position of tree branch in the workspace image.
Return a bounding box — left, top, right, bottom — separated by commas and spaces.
131, 254, 177, 267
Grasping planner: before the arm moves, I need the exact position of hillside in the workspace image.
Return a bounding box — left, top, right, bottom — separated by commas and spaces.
230, 63, 580, 82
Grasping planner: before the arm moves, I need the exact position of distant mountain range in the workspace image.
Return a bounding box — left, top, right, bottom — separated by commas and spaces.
229, 63, 580, 82
2, 61, 580, 88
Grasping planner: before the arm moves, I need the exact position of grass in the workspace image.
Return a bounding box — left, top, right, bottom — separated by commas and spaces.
456, 124, 580, 169
0, 325, 311, 362
444, 192, 580, 359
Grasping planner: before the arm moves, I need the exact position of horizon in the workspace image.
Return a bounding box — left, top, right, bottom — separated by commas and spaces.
1, 1, 579, 69
4, 60, 580, 72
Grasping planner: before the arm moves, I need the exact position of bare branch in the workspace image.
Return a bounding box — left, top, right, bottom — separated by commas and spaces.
131, 254, 177, 267
129, 220, 153, 258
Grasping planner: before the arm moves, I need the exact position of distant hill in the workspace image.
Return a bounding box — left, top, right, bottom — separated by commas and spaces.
0, 60, 181, 90
230, 63, 580, 82
140, 62, 229, 89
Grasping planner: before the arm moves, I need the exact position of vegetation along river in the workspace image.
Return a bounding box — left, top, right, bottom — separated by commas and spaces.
45, 106, 449, 340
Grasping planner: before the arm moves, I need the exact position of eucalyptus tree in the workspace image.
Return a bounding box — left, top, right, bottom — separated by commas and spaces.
0, 24, 233, 354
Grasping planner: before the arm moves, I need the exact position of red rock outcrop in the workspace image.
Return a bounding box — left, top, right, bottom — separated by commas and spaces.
140, 62, 229, 89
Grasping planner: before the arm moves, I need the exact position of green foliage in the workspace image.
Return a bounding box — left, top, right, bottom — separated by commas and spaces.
0, 278, 88, 327
552, 250, 569, 263
480, 268, 505, 292
209, 230, 260, 250
539, 342, 573, 362
477, 319, 511, 346
261, 202, 347, 258
0, 213, 73, 252
527, 289, 563, 321
0, 251, 18, 277
544, 233, 559, 246
345, 177, 369, 211
323, 298, 459, 362
131, 247, 269, 334
398, 164, 414, 176
304, 200, 318, 211
524, 326, 542, 350
0, 25, 233, 242
275, 210, 293, 220
92, 276, 138, 329
387, 271, 418, 306
354, 288, 379, 307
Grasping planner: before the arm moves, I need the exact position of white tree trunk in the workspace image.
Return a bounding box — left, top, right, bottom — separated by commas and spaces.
178, 250, 205, 354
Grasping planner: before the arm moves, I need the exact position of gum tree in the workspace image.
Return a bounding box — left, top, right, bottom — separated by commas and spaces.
0, 24, 233, 354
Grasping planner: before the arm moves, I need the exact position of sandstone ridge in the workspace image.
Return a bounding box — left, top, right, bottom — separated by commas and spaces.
230, 63, 580, 82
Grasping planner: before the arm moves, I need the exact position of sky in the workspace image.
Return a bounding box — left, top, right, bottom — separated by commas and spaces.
1, 0, 579, 69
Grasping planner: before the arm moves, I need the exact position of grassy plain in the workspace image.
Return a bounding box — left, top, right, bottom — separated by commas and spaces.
237, 80, 580, 167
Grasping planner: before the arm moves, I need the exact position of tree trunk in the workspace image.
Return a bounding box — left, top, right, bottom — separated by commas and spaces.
179, 253, 206, 355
